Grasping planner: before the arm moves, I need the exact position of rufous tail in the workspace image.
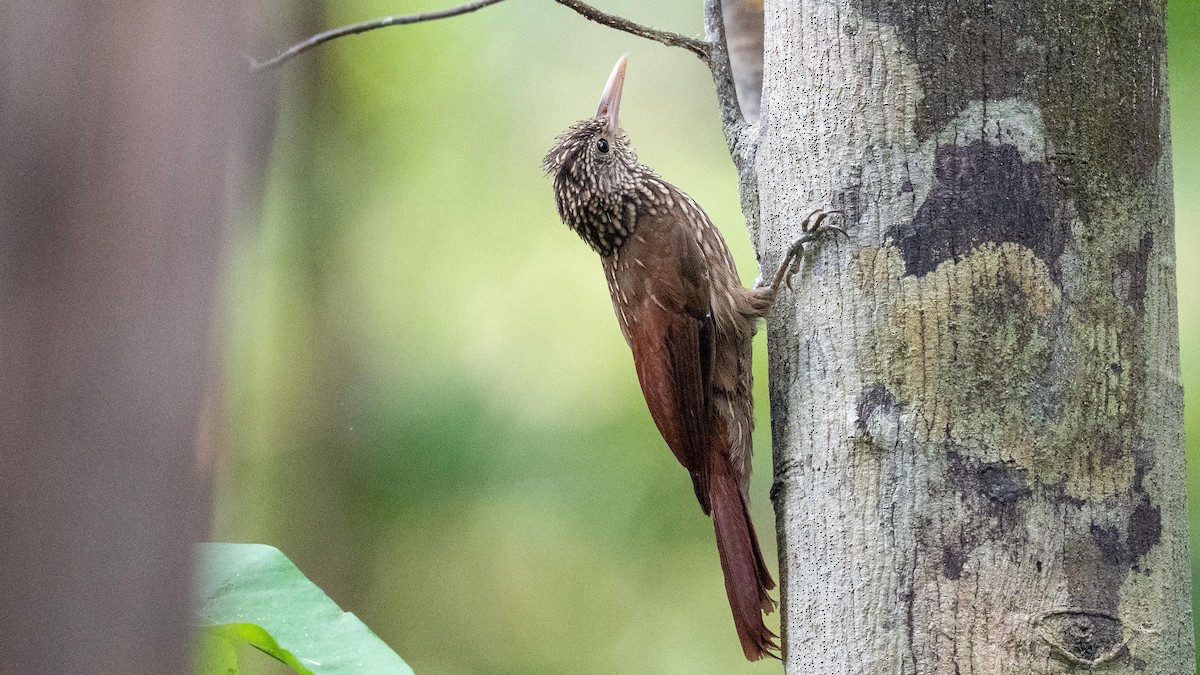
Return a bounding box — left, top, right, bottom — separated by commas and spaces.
709, 454, 779, 660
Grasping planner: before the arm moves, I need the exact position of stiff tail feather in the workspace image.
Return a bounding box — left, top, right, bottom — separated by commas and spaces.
709, 455, 778, 660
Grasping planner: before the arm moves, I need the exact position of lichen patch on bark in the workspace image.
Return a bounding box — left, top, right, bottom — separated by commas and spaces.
851, 241, 1060, 458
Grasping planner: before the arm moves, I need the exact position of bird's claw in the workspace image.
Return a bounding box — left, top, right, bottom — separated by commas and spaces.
800, 208, 848, 236
780, 209, 848, 289
784, 257, 802, 290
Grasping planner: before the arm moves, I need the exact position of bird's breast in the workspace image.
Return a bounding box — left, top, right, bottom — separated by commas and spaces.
602, 252, 642, 346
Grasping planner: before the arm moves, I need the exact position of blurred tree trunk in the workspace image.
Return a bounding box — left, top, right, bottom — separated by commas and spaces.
0, 3, 249, 673
710, 0, 1194, 672
225, 0, 379, 614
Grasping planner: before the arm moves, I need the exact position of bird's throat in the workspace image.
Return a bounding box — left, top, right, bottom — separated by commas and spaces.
556, 180, 635, 257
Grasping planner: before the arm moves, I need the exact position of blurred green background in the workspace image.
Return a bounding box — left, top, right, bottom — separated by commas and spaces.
215, 1, 1200, 672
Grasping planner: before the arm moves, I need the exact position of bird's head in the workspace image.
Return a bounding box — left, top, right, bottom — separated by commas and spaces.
544, 54, 642, 218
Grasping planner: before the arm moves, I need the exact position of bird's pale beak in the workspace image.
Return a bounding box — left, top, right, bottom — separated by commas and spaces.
595, 54, 628, 134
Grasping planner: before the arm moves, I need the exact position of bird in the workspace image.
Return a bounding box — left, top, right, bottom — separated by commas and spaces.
543, 54, 845, 661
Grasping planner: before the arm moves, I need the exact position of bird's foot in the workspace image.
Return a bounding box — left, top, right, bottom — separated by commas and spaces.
778, 209, 848, 289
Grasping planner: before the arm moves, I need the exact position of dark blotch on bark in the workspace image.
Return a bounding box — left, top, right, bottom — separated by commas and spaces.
1089, 524, 1124, 566
889, 141, 1065, 279
855, 383, 899, 432
978, 464, 1031, 504
1127, 500, 1162, 564
1126, 442, 1162, 567
1093, 432, 1128, 473
1116, 232, 1154, 316
934, 452, 1031, 581
947, 450, 1031, 521
1080, 468, 1161, 571
943, 545, 967, 580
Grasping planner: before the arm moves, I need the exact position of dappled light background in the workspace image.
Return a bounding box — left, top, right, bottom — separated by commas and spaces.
215, 1, 1200, 672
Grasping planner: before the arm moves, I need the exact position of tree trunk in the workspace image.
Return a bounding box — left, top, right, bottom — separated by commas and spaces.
0, 4, 250, 672
709, 0, 1194, 671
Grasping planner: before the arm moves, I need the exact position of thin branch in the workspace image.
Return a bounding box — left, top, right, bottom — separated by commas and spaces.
250, 0, 509, 71
704, 0, 762, 248
703, 0, 750, 151
250, 0, 711, 72
550, 0, 710, 63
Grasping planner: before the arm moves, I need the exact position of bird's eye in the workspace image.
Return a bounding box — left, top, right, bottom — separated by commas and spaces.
596, 138, 610, 153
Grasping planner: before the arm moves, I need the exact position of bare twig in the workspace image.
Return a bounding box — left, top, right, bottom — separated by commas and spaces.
250, 0, 711, 72
550, 0, 710, 63
250, 0, 508, 71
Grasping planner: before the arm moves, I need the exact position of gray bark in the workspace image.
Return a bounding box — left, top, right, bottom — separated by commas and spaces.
708, 0, 1194, 672
0, 3, 251, 672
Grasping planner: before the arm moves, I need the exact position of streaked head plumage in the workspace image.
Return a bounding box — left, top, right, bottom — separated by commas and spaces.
544, 55, 644, 255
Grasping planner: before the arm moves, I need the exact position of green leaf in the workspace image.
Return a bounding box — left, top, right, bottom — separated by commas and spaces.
196, 543, 412, 675
196, 629, 240, 675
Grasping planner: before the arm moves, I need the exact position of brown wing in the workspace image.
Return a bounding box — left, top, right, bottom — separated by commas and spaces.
622, 218, 715, 514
